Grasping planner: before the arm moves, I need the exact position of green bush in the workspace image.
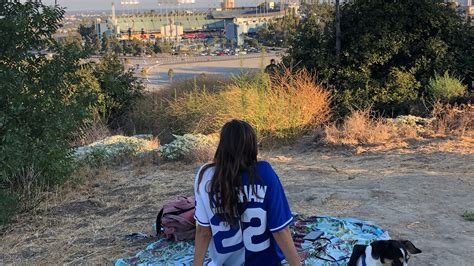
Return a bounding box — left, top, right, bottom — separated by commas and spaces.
93, 53, 143, 127
158, 134, 217, 161
0, 190, 19, 225
287, 0, 473, 115
462, 210, 474, 222
427, 72, 466, 100
0, 2, 99, 224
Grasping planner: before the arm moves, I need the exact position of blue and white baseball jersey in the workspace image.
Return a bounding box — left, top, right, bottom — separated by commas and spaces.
194, 161, 294, 266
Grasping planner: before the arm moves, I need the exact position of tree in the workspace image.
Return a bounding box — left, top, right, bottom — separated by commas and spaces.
101, 32, 110, 53
168, 68, 174, 82
150, 41, 173, 54
287, 0, 473, 115
245, 38, 259, 48
255, 14, 299, 47
285, 3, 335, 72
79, 24, 100, 54
0, 1, 99, 223
59, 33, 85, 56
93, 53, 144, 126
109, 37, 124, 55
153, 41, 162, 54
129, 39, 145, 56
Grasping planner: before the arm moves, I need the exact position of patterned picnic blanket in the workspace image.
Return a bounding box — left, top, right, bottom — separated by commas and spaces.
115, 216, 390, 266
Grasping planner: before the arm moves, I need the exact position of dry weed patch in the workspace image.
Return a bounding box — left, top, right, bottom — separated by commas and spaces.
325, 109, 398, 145
324, 104, 474, 148
166, 69, 331, 142
429, 103, 473, 137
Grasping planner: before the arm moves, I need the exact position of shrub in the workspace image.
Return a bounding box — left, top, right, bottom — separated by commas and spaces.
123, 75, 228, 138
71, 117, 111, 147
158, 134, 218, 161
430, 103, 473, 137
426, 72, 466, 101
387, 115, 434, 133
167, 69, 332, 142
126, 70, 331, 144
462, 211, 474, 222
0, 2, 99, 224
375, 68, 420, 112
73, 135, 159, 166
93, 53, 143, 127
167, 85, 224, 134
0, 190, 19, 225
325, 109, 395, 145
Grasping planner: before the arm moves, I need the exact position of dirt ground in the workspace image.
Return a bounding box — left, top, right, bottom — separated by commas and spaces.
1, 137, 473, 265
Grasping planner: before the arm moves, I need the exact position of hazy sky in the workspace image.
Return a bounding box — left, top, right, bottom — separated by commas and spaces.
42, 0, 262, 11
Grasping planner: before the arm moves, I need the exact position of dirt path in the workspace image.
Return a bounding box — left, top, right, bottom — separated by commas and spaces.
1, 138, 473, 265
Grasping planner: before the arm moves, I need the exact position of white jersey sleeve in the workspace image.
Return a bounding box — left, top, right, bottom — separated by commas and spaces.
194, 165, 210, 226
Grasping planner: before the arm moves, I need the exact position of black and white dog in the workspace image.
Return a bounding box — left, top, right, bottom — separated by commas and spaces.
348, 240, 422, 266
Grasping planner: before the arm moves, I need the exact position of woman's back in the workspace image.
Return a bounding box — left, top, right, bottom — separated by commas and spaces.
194, 160, 293, 266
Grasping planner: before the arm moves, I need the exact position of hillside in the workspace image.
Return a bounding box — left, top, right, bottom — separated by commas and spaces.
1, 137, 473, 265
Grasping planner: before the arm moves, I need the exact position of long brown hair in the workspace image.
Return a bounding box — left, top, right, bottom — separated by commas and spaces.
199, 120, 259, 227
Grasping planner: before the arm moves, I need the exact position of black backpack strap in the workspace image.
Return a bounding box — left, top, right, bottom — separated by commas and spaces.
170, 206, 195, 215
156, 208, 164, 236
156, 206, 195, 236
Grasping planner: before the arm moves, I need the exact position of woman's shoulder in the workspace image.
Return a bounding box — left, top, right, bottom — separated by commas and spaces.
198, 162, 215, 172
256, 160, 277, 179
256, 160, 272, 169
195, 163, 215, 182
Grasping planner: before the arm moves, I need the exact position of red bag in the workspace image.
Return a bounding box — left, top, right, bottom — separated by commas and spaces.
156, 196, 196, 241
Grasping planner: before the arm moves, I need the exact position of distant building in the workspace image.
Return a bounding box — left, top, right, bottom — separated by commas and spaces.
222, 0, 235, 10
102, 2, 295, 45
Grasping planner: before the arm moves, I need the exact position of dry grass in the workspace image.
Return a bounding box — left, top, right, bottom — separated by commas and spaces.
224, 69, 332, 141
325, 109, 402, 145
43, 165, 113, 207
123, 75, 229, 137
72, 118, 111, 147
167, 68, 332, 142
125, 69, 331, 143
183, 146, 215, 164
324, 104, 474, 148
2, 135, 473, 264
429, 102, 474, 137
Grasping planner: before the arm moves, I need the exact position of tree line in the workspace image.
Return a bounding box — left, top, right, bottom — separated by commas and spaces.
285, 0, 473, 115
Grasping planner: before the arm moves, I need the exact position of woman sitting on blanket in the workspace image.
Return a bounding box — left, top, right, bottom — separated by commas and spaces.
193, 120, 301, 266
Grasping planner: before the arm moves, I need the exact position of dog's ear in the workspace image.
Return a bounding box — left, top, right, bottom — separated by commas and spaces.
370, 240, 387, 259
400, 240, 422, 254
348, 245, 367, 266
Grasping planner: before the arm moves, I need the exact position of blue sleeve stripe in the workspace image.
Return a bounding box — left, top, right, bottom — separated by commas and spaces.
194, 215, 210, 226
269, 216, 294, 232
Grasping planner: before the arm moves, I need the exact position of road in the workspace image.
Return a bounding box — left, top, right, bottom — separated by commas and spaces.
127, 53, 281, 90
